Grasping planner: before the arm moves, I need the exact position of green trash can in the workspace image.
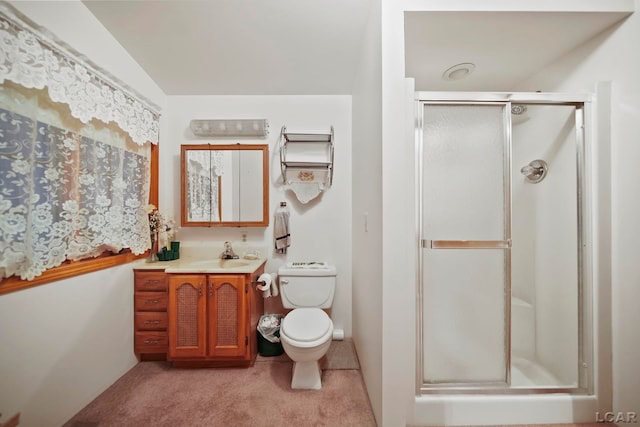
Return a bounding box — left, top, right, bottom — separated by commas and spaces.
257, 314, 284, 357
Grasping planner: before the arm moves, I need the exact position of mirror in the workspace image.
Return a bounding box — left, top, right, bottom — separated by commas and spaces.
181, 144, 269, 227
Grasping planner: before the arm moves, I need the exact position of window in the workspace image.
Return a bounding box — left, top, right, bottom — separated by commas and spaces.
0, 83, 159, 295
0, 9, 160, 295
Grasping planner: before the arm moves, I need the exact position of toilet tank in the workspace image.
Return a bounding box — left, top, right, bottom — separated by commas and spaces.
278, 263, 336, 309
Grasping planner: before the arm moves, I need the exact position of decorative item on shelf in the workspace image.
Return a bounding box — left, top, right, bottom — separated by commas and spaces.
279, 125, 334, 204
146, 205, 179, 262
190, 119, 269, 138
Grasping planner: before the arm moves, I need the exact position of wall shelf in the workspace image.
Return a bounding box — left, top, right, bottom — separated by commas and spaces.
279, 125, 334, 187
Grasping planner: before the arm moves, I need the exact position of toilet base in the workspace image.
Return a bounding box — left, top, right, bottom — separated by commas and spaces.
290, 361, 322, 390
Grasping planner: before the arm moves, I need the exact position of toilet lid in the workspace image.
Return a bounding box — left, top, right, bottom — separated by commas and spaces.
282, 308, 331, 342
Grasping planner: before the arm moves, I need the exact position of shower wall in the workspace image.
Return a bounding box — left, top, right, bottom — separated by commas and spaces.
511, 105, 579, 386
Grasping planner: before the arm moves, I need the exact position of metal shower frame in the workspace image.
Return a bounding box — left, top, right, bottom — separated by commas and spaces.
414, 91, 594, 395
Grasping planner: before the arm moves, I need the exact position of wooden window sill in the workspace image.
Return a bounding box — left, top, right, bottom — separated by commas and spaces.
0, 251, 148, 295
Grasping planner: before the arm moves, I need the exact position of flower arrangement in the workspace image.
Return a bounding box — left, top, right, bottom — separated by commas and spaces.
164, 217, 176, 243
147, 204, 163, 236
145, 204, 178, 262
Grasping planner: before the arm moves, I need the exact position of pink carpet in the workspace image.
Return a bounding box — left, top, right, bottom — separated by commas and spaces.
64, 359, 376, 427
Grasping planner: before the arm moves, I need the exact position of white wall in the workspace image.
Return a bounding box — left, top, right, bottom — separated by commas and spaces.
0, 2, 166, 426
351, 0, 383, 424
381, 2, 418, 426
516, 3, 640, 413
162, 96, 353, 337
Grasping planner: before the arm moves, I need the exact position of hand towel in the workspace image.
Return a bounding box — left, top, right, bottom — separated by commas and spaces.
289, 182, 322, 204
285, 169, 327, 204
274, 210, 290, 254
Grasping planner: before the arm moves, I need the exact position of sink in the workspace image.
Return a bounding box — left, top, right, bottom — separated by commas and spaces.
186, 259, 251, 269
216, 259, 251, 268
161, 256, 263, 274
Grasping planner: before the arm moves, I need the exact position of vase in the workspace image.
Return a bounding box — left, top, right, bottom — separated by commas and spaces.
145, 232, 159, 263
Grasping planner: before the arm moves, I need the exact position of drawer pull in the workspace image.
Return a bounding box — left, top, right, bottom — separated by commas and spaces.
144, 279, 161, 285
143, 339, 160, 345
144, 320, 161, 325
144, 299, 160, 305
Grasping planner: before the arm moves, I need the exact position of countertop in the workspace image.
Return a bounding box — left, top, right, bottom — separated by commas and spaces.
133, 256, 266, 274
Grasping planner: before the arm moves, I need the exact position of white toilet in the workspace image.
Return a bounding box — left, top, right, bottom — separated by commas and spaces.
278, 262, 336, 390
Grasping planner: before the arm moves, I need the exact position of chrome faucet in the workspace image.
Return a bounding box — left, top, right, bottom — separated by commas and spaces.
221, 241, 239, 259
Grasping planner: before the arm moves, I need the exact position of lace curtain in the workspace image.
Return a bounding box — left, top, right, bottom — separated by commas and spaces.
0, 10, 159, 145
0, 83, 151, 281
0, 7, 158, 281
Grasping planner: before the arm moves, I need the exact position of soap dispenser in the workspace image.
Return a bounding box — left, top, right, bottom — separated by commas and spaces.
237, 232, 250, 259
239, 232, 260, 260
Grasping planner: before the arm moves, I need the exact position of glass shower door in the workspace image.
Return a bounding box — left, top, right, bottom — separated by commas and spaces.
420, 103, 511, 386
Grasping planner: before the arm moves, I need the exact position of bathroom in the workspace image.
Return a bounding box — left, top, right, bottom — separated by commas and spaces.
1, 1, 639, 427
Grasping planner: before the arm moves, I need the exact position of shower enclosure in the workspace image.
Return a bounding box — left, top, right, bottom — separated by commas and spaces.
416, 92, 593, 400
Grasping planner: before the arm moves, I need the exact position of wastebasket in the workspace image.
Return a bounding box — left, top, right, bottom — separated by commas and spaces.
257, 314, 284, 357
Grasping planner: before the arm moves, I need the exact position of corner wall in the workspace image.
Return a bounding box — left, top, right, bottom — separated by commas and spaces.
381, 2, 418, 426
352, 0, 384, 424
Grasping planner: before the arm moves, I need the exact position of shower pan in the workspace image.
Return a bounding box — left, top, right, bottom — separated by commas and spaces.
415, 92, 597, 424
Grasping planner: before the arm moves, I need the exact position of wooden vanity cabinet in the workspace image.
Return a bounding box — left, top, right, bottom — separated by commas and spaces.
167, 265, 265, 367
133, 270, 169, 360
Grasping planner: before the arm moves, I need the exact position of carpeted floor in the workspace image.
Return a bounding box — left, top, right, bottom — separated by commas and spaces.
64, 340, 375, 427
411, 425, 618, 427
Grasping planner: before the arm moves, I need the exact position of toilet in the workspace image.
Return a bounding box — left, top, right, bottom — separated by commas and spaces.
278, 262, 336, 390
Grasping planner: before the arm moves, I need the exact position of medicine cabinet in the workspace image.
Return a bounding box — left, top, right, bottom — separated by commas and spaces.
180, 144, 269, 227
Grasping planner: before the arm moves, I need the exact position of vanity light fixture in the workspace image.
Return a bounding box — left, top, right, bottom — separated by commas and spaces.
190, 119, 269, 138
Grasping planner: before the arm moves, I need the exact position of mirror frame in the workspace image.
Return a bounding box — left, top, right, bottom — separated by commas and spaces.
180, 144, 269, 227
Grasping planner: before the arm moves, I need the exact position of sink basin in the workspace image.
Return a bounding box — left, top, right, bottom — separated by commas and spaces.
187, 259, 251, 269
216, 259, 251, 268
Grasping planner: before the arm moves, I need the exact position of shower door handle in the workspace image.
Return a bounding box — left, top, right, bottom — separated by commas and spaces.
422, 239, 511, 249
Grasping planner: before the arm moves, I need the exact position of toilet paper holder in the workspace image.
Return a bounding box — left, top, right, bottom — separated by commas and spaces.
252, 272, 279, 298
252, 280, 266, 288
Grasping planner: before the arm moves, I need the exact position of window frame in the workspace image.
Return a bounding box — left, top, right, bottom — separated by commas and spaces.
0, 142, 159, 295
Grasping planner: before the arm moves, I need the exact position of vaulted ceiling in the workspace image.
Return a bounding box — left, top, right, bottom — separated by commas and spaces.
83, 1, 632, 95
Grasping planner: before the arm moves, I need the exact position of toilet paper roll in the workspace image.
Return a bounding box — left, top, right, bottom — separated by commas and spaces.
256, 273, 277, 298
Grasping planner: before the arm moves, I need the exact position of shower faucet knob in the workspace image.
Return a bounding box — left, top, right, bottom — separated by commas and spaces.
521, 159, 548, 183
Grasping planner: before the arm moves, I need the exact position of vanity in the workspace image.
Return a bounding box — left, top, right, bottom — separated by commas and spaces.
132, 142, 270, 367
133, 256, 266, 368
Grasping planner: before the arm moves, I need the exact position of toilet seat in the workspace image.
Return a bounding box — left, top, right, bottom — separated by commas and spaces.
282, 308, 332, 342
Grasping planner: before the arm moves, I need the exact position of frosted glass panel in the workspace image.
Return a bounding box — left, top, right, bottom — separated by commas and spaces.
421, 103, 508, 385
423, 250, 507, 383
422, 104, 506, 240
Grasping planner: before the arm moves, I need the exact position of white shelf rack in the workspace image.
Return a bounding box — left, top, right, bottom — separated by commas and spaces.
279, 125, 334, 187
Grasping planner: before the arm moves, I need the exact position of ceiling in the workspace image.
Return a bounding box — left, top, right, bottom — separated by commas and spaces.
404, 11, 631, 92
83, 2, 631, 95
83, 0, 373, 95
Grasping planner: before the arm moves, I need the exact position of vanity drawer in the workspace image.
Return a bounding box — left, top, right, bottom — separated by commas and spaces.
135, 291, 168, 311
134, 272, 168, 291
135, 312, 168, 330
135, 331, 168, 353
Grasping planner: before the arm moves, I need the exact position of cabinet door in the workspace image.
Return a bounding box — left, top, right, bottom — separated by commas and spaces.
169, 274, 207, 358
208, 275, 247, 358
